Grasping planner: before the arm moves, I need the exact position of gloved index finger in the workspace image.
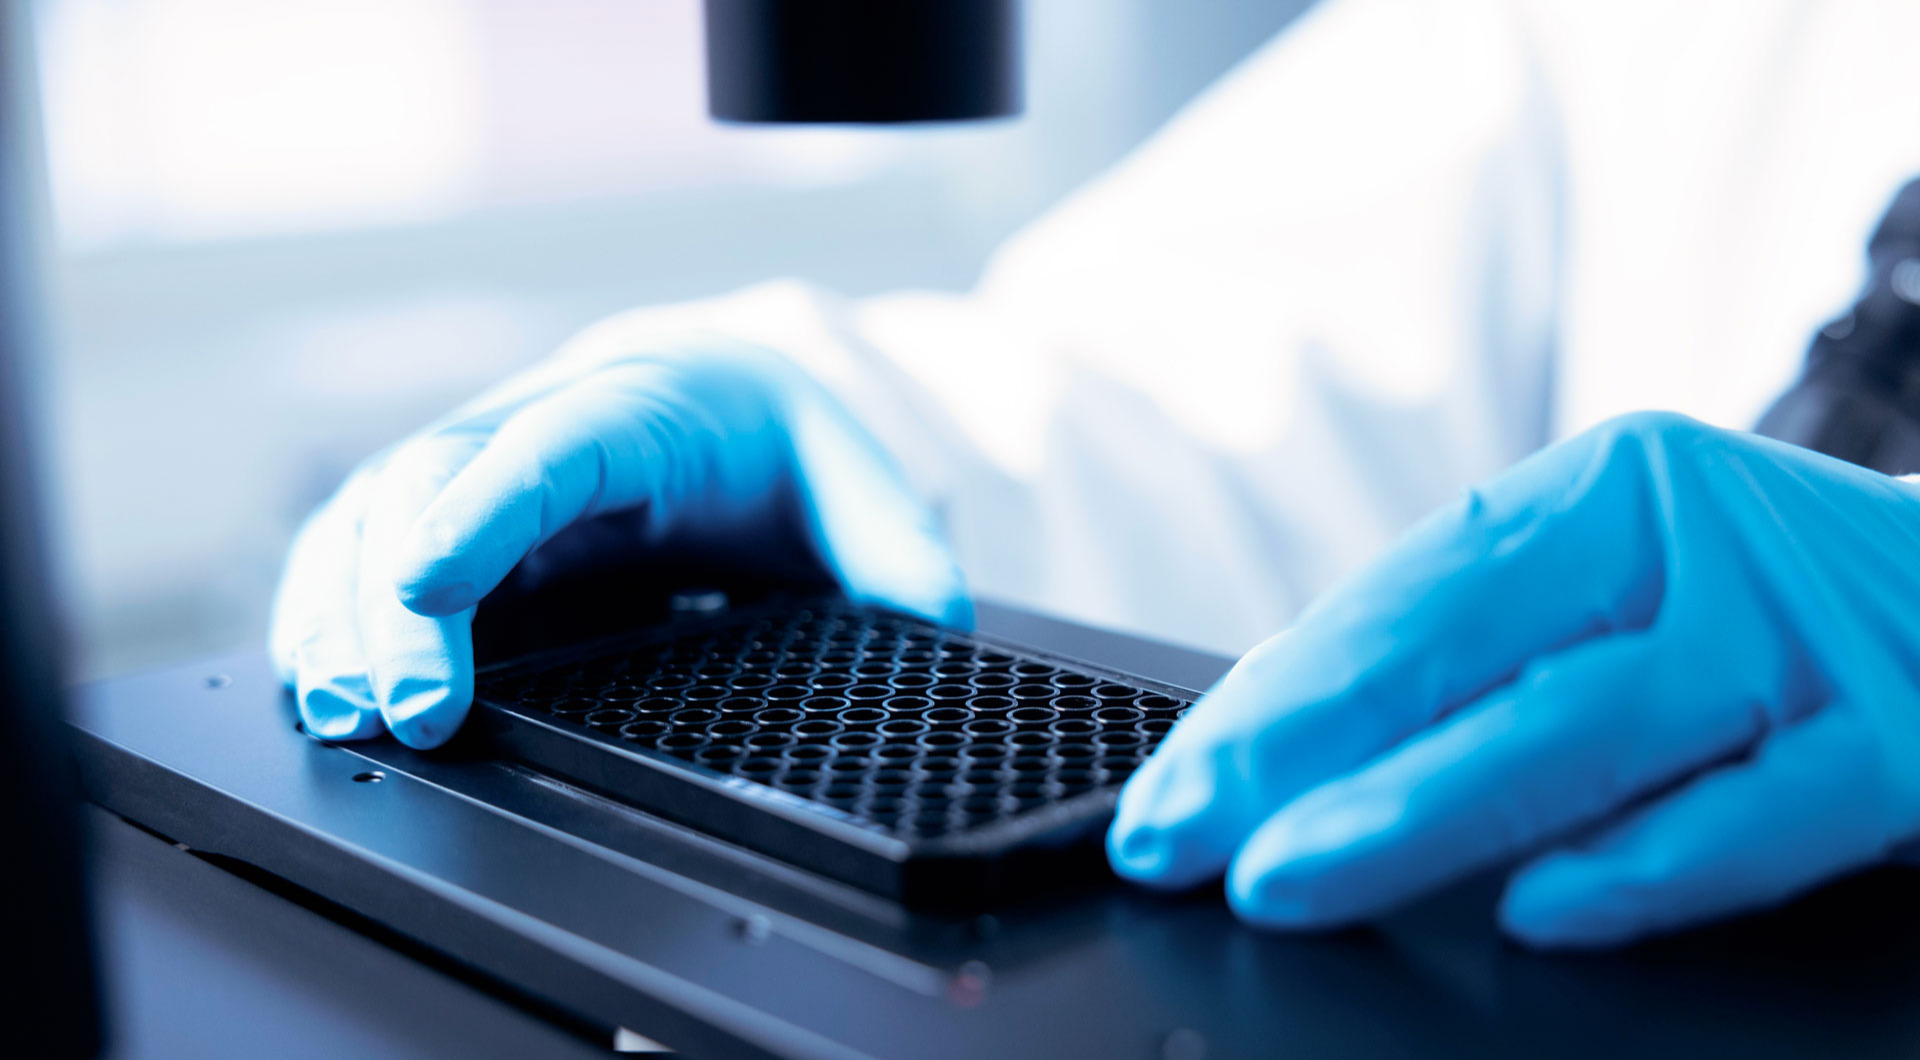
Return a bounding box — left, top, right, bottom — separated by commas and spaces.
391, 357, 791, 617
268, 474, 386, 742
355, 433, 486, 749
781, 373, 972, 629
1110, 421, 1672, 889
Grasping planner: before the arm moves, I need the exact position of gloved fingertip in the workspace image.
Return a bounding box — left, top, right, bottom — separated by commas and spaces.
1106, 758, 1238, 889
390, 514, 485, 616
297, 680, 385, 743
1225, 857, 1326, 929
847, 570, 972, 631
1498, 856, 1635, 950
1222, 784, 1414, 929
396, 577, 480, 618
858, 552, 972, 630
1106, 821, 1185, 886
938, 592, 976, 632
1223, 820, 1353, 929
382, 684, 471, 750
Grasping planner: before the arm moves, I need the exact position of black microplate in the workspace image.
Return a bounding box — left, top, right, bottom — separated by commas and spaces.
473, 595, 1194, 907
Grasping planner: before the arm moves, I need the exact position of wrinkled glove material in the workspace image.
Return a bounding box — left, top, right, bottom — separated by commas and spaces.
269, 339, 969, 750
1110, 411, 1920, 948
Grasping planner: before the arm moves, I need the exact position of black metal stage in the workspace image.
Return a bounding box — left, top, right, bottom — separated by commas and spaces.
73, 600, 1920, 1059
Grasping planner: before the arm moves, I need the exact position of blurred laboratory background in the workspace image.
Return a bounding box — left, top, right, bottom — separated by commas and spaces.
31, 0, 1313, 680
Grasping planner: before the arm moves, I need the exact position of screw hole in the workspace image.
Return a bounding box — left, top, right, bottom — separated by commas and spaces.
351, 771, 386, 784
205, 674, 231, 689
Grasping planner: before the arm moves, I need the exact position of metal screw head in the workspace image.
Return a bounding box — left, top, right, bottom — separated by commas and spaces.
736, 913, 773, 944
670, 590, 729, 615
1893, 258, 1920, 306
948, 960, 991, 1007
205, 674, 232, 689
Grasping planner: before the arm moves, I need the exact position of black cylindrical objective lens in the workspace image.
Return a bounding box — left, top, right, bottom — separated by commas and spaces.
705, 0, 1023, 124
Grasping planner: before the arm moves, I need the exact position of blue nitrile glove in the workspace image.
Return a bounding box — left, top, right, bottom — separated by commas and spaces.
1109, 411, 1920, 948
269, 336, 969, 749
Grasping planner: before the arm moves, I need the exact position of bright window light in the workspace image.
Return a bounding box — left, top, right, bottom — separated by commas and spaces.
35, 0, 898, 248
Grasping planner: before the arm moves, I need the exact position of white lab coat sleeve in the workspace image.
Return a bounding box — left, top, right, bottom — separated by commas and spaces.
562, 0, 1567, 657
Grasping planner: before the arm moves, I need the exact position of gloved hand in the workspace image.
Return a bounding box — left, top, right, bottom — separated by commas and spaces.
269, 329, 969, 749
1108, 411, 1920, 948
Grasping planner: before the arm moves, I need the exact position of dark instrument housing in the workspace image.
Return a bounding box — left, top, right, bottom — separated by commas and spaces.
705, 0, 1022, 123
